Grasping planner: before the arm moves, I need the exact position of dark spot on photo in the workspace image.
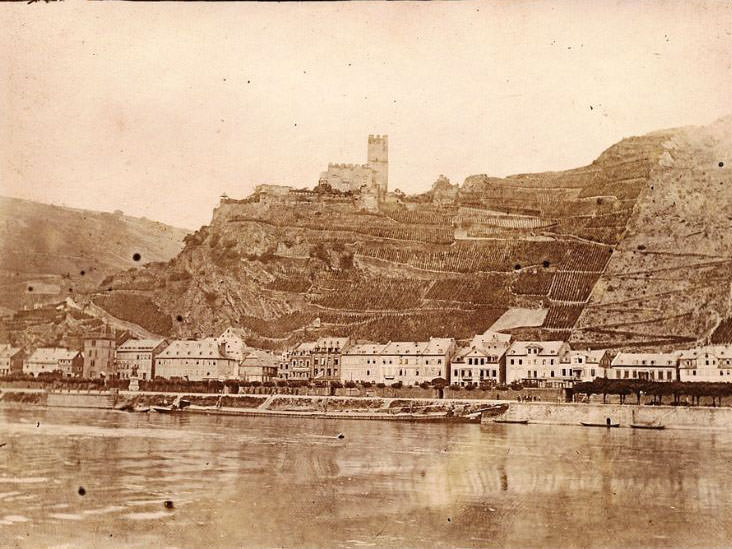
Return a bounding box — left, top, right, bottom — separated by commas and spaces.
164, 500, 174, 509
542, 260, 550, 268
176, 315, 184, 322
719, 161, 724, 168
132, 253, 141, 262
514, 264, 521, 271
27, 286, 33, 292
78, 486, 86, 496
80, 270, 85, 276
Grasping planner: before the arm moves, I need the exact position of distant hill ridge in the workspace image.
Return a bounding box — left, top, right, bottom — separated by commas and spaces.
0, 196, 189, 310
76, 117, 732, 349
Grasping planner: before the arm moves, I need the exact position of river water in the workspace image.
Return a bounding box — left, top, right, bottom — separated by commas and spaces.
0, 406, 730, 548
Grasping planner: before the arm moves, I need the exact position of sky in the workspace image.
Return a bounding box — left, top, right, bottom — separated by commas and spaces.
1, 1, 731, 230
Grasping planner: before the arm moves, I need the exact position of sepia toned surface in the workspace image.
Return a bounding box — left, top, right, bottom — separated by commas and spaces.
1, 408, 731, 549
2, 2, 732, 548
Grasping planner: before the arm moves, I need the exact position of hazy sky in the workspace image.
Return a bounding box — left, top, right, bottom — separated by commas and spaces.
2, 1, 731, 230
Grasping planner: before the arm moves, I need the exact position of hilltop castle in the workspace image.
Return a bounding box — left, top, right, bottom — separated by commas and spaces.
319, 135, 388, 194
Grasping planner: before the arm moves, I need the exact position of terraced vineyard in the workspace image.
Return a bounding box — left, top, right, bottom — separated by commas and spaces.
90, 118, 732, 348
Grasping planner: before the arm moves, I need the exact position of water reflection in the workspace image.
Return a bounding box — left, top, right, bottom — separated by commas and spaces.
0, 407, 730, 548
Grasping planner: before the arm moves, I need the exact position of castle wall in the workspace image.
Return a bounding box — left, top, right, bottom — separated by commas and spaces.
320, 163, 375, 193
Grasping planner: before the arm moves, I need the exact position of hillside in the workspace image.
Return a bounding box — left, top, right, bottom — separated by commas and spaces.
88, 119, 732, 350
0, 197, 189, 311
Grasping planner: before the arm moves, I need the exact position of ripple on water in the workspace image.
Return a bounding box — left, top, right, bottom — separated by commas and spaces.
124, 510, 173, 520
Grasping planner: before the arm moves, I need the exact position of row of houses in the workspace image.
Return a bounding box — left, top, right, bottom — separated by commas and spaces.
2, 328, 731, 386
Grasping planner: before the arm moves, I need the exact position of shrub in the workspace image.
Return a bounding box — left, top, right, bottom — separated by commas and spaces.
449, 384, 462, 390
431, 377, 448, 388
344, 381, 357, 388
262, 381, 275, 388
376, 383, 386, 389
465, 384, 475, 391
391, 381, 403, 389
250, 381, 262, 387
361, 381, 373, 388
419, 381, 432, 389
330, 381, 343, 389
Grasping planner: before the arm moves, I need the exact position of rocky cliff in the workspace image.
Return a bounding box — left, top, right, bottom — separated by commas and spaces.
91, 117, 732, 350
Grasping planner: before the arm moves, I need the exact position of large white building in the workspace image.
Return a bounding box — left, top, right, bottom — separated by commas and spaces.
505, 341, 572, 387
609, 352, 678, 382
451, 332, 512, 386
341, 337, 456, 385
341, 343, 387, 383
24, 348, 83, 377
154, 339, 237, 381
115, 338, 167, 380
678, 345, 732, 382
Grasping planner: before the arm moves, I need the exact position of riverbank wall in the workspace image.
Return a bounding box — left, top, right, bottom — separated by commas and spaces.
485, 401, 732, 430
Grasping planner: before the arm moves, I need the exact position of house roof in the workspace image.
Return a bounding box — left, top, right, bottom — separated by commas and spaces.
564, 349, 607, 363
454, 341, 509, 361
611, 352, 678, 367
677, 345, 732, 365
294, 341, 317, 352
218, 326, 248, 339
240, 349, 277, 367
381, 341, 430, 355
157, 339, 231, 360
28, 347, 80, 363
0, 345, 22, 359
507, 341, 567, 356
424, 338, 456, 355
315, 337, 350, 348
343, 343, 387, 356
117, 339, 166, 352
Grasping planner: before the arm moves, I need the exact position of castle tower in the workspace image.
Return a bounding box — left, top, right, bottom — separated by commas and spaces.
367, 134, 388, 194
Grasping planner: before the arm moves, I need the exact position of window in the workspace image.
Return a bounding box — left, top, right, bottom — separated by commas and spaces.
590, 369, 595, 377
551, 370, 555, 377
453, 370, 458, 377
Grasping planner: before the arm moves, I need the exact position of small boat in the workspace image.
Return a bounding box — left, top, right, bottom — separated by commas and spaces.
493, 419, 529, 425
133, 405, 151, 413
581, 421, 620, 428
630, 423, 665, 430
152, 405, 178, 413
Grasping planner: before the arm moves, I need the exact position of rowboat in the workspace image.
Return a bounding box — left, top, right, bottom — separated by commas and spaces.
630, 423, 665, 430
493, 419, 529, 424
581, 421, 619, 428
152, 405, 178, 413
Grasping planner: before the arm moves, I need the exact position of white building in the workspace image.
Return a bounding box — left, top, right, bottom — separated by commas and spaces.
678, 345, 732, 382
609, 352, 678, 382
379, 337, 456, 385
561, 349, 611, 382
450, 332, 512, 386
341, 343, 387, 383
24, 348, 83, 377
216, 327, 252, 362
505, 341, 572, 387
0, 344, 24, 377
154, 339, 237, 381
115, 339, 167, 380
238, 349, 278, 383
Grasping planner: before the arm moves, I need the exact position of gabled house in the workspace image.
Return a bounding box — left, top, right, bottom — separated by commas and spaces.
0, 345, 25, 377
609, 352, 678, 382
505, 341, 572, 387
451, 332, 512, 386
25, 348, 83, 377
678, 345, 732, 382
